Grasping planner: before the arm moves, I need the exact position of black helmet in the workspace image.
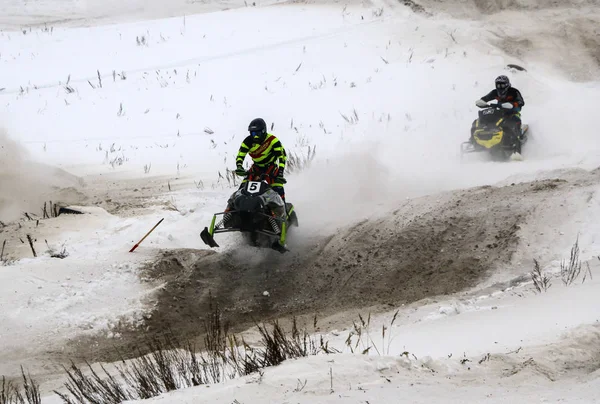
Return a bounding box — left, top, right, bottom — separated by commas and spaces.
495, 75, 511, 96
248, 118, 267, 142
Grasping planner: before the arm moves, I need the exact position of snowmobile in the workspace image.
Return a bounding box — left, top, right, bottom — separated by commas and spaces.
200, 171, 299, 254
460, 102, 529, 161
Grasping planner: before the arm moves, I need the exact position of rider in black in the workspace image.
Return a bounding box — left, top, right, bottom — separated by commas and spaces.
470, 75, 525, 146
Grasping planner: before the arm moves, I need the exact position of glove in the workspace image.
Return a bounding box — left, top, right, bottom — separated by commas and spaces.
275, 175, 287, 184
234, 167, 247, 177
475, 99, 488, 108
501, 102, 514, 110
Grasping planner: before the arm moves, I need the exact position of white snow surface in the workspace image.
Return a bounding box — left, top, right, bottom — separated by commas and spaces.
1, 0, 600, 402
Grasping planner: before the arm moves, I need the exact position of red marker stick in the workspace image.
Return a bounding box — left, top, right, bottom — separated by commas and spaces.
129, 218, 164, 252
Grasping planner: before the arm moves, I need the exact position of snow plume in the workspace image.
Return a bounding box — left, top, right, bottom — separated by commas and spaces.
288, 69, 600, 236
0, 127, 81, 222
0, 127, 38, 221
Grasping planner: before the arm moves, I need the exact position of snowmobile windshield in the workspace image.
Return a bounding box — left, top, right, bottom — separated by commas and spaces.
260, 188, 284, 207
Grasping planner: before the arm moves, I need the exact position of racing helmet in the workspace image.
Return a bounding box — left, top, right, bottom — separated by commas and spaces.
495, 75, 511, 97
248, 118, 267, 143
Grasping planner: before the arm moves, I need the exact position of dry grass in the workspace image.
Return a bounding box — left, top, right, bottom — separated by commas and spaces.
0, 367, 41, 404
531, 258, 552, 293
52, 301, 337, 403
344, 310, 400, 356
286, 146, 316, 174
561, 236, 583, 286
340, 109, 359, 125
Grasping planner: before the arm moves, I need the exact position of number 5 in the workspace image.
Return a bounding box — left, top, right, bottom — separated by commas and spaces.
247, 181, 260, 193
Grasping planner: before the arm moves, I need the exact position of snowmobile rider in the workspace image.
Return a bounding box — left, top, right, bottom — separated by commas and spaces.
470, 75, 525, 143
234, 117, 288, 201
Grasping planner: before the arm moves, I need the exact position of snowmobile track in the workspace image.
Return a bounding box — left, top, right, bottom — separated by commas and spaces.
65, 178, 571, 363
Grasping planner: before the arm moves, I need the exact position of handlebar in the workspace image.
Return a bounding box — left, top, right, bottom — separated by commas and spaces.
477, 102, 513, 110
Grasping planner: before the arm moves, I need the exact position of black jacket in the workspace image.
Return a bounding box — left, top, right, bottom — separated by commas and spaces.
481, 87, 525, 112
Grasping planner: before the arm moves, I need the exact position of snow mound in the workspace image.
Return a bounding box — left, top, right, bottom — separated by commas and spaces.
137, 324, 600, 403
415, 0, 600, 15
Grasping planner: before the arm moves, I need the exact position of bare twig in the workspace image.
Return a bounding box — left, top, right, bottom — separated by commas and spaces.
165, 198, 181, 212
294, 379, 307, 392
447, 30, 457, 44
26, 234, 37, 258
582, 262, 593, 284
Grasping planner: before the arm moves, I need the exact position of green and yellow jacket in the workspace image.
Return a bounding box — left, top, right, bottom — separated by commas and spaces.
236, 133, 287, 174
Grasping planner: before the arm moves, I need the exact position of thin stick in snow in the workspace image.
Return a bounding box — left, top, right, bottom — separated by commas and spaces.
447, 30, 457, 44
129, 218, 164, 252
582, 262, 593, 283
26, 234, 37, 257
294, 379, 307, 392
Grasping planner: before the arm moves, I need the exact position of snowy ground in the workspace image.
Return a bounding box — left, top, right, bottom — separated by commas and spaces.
1, 0, 600, 402
0, 0, 292, 29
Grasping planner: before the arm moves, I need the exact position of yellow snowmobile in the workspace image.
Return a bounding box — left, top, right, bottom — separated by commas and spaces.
460, 102, 529, 161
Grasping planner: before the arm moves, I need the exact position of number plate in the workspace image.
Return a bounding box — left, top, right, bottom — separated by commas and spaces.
247, 181, 261, 194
